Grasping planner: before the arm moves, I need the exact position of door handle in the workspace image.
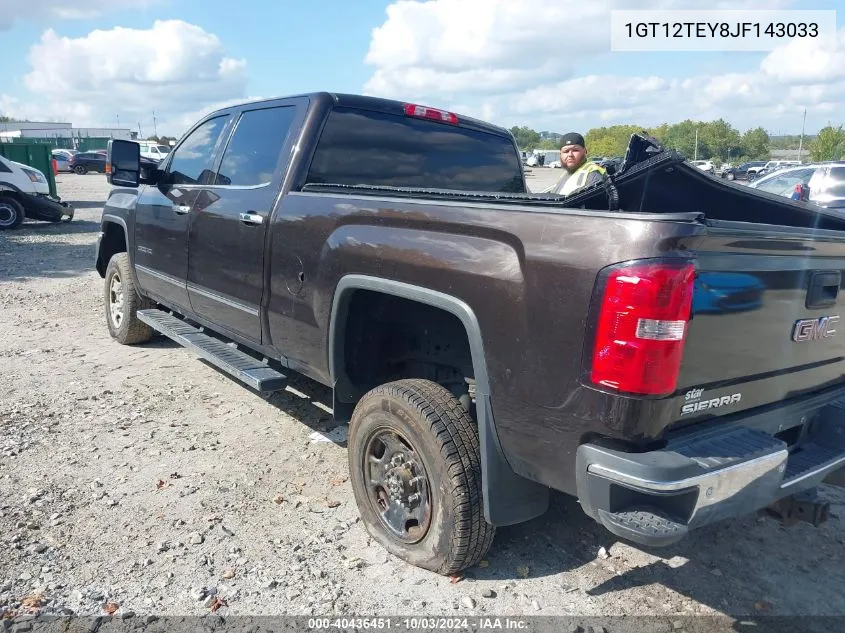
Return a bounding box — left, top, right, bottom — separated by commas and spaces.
239, 212, 264, 225
806, 271, 840, 309
173, 205, 191, 215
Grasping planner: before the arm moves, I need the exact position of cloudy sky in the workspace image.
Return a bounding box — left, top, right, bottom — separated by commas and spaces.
1, 0, 843, 137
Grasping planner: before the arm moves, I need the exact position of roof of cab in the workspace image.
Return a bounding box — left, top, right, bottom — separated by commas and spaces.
205, 91, 513, 138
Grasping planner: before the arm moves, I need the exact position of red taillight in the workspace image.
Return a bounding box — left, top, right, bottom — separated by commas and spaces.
403, 103, 459, 125
590, 262, 695, 396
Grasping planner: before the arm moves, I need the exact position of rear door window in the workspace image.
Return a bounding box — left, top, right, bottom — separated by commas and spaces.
214, 105, 297, 186
306, 107, 524, 192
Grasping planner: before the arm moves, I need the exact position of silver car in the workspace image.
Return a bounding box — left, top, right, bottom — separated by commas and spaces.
748, 162, 845, 209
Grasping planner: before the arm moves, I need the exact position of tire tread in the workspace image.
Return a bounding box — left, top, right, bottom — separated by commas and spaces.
105, 252, 154, 345
361, 378, 494, 575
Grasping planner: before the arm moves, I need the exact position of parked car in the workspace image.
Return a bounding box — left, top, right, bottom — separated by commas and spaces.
690, 159, 715, 174
51, 151, 72, 173
95, 93, 845, 575
69, 151, 108, 174
721, 161, 767, 181
526, 150, 559, 167
749, 162, 845, 208
0, 155, 73, 229
761, 160, 801, 175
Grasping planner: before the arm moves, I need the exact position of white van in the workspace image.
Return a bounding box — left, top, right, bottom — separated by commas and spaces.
137, 142, 171, 163
0, 155, 73, 229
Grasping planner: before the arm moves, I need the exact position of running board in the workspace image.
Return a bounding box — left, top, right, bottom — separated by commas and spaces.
137, 309, 286, 392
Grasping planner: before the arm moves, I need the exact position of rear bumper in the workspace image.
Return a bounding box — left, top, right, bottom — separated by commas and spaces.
21, 193, 74, 222
576, 399, 845, 547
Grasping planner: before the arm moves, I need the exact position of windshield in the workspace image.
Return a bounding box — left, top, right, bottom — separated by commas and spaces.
156, 146, 171, 154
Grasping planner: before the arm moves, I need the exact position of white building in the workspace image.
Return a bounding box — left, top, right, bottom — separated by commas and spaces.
0, 121, 135, 141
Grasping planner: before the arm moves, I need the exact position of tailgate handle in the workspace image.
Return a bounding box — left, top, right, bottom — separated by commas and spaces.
806, 271, 841, 309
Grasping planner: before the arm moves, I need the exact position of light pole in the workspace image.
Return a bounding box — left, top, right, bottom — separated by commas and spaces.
797, 108, 807, 162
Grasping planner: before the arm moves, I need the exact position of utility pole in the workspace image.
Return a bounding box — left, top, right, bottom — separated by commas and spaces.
797, 108, 807, 163
694, 128, 699, 161
152, 111, 158, 138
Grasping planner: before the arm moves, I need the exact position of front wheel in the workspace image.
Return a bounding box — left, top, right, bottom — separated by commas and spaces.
0, 196, 25, 230
104, 252, 154, 345
348, 379, 495, 575
74, 165, 88, 175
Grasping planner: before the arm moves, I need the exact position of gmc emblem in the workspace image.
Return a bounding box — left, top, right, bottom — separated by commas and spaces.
792, 316, 840, 342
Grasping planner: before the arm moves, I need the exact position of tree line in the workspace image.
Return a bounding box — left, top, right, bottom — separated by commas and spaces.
510, 121, 845, 164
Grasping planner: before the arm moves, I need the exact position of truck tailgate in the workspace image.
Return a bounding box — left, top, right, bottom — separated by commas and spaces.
676, 222, 845, 421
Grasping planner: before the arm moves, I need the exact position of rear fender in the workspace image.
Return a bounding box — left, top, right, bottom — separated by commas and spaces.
329, 274, 549, 527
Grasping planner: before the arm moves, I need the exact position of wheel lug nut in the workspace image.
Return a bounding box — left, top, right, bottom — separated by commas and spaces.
409, 476, 424, 486
408, 493, 421, 504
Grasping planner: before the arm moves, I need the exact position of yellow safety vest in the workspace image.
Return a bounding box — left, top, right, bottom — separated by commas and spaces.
557, 161, 607, 196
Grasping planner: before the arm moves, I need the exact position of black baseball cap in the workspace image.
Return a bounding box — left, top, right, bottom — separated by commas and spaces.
560, 132, 585, 148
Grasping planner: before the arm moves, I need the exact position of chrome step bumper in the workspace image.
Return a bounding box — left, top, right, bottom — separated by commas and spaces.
575, 407, 845, 547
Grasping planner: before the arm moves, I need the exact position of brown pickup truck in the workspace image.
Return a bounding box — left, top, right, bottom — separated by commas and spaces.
96, 92, 845, 575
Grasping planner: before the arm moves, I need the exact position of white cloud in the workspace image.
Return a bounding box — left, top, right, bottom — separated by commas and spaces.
364, 0, 794, 99
363, 0, 842, 133
3, 20, 248, 135
0, 0, 164, 30
162, 96, 267, 138
760, 28, 845, 84
504, 30, 845, 130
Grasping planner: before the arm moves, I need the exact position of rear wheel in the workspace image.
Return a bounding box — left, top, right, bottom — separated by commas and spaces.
0, 196, 25, 230
104, 252, 154, 345
348, 379, 494, 575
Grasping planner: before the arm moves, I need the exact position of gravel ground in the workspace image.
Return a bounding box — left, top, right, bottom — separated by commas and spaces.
1, 174, 844, 622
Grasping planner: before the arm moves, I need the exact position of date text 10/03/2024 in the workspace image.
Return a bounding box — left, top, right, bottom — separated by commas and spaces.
308, 618, 529, 630
624, 22, 819, 38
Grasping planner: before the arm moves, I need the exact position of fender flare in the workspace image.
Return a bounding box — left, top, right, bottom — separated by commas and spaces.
96, 214, 139, 291
329, 274, 548, 526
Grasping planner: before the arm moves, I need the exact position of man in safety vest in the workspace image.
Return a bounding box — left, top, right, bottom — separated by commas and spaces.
551, 132, 606, 196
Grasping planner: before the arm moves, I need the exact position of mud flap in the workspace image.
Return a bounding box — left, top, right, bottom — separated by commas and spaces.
477, 394, 549, 526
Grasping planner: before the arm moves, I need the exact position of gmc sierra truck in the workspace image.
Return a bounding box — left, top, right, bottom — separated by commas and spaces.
95, 92, 845, 575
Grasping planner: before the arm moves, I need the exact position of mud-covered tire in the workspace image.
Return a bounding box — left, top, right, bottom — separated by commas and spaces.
348, 379, 495, 575
0, 196, 25, 230
104, 252, 154, 345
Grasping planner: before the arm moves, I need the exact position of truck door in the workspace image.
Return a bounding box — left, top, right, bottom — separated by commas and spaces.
133, 114, 232, 313
186, 101, 302, 344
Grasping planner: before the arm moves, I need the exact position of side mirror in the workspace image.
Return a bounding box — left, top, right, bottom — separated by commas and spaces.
107, 140, 140, 187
